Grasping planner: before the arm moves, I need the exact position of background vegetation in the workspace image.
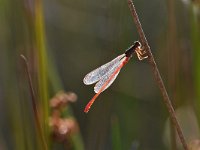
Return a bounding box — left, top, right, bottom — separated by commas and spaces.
0, 0, 200, 149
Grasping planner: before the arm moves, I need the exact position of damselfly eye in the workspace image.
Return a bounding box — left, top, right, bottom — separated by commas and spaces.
125, 41, 141, 57
134, 41, 141, 48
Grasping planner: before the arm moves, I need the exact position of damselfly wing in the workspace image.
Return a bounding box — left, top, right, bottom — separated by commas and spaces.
83, 54, 125, 86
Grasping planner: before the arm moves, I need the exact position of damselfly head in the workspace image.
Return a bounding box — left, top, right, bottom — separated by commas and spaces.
134, 41, 141, 48
125, 41, 141, 57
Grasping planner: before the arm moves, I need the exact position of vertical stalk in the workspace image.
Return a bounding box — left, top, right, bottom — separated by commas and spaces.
21, 55, 48, 150
190, 5, 200, 124
127, 0, 188, 149
34, 0, 49, 144
34, 0, 49, 131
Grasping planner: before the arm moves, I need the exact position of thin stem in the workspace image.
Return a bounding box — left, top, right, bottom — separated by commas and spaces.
127, 1, 188, 150
20, 55, 48, 150
35, 0, 49, 135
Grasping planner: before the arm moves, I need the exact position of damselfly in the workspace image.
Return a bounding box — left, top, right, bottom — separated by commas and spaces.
83, 41, 148, 113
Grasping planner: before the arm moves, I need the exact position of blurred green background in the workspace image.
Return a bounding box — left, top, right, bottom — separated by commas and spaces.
0, 0, 200, 149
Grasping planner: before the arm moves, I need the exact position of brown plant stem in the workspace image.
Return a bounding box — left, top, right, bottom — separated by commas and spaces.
20, 55, 48, 150
127, 0, 188, 150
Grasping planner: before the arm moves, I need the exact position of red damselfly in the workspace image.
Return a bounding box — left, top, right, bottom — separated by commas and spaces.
83, 41, 148, 113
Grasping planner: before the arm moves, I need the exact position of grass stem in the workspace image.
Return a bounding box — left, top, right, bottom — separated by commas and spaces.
20, 55, 48, 150
127, 1, 188, 149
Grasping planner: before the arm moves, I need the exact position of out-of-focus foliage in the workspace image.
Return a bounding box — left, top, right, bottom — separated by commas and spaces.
0, 0, 200, 149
